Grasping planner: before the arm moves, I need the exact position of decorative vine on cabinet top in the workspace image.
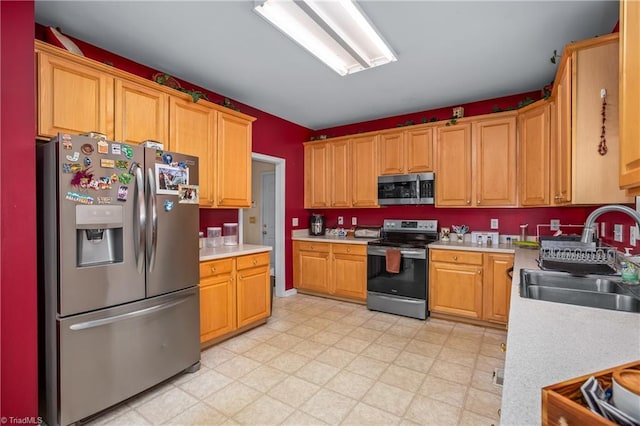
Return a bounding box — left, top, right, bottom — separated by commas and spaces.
619, 0, 640, 195
549, 33, 632, 205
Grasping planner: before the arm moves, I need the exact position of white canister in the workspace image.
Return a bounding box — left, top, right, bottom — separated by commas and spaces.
223, 223, 238, 246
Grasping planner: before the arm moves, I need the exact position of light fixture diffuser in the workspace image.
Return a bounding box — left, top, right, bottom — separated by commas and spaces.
254, 0, 396, 76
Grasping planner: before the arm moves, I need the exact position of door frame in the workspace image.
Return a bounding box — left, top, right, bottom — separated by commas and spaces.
238, 153, 292, 298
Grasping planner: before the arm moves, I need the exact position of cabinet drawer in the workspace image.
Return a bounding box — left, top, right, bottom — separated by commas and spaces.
430, 249, 483, 265
296, 241, 331, 253
237, 252, 270, 271
332, 244, 366, 256
200, 258, 234, 279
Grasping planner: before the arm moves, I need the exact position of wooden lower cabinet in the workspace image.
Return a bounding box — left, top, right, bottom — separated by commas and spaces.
199, 251, 271, 345
293, 241, 367, 302
199, 258, 235, 343
429, 249, 514, 326
236, 252, 271, 328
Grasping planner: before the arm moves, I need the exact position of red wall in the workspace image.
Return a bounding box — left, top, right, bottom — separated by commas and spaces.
1, 1, 38, 419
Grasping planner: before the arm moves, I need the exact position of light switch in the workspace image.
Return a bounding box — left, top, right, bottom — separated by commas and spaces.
550, 219, 560, 231
292, 217, 298, 227
351, 217, 357, 226
614, 224, 624, 242
338, 216, 344, 225
631, 225, 638, 247
490, 219, 499, 229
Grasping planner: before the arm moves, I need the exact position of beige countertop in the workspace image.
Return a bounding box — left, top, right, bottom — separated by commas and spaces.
428, 240, 517, 254
292, 235, 379, 245
500, 248, 640, 425
199, 244, 272, 261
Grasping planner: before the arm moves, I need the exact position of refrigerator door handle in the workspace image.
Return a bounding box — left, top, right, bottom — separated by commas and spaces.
132, 163, 146, 274
68, 295, 192, 331
146, 168, 158, 272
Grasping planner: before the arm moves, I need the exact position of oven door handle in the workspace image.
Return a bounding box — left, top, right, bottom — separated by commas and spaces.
367, 247, 426, 259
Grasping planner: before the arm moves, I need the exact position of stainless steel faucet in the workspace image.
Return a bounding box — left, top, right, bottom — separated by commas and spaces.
581, 204, 640, 243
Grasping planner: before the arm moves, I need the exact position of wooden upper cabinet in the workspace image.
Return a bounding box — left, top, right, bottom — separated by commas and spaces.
378, 130, 405, 175
37, 51, 114, 139
551, 34, 630, 205
169, 97, 216, 207
518, 101, 551, 206
217, 112, 252, 208
473, 115, 517, 206
435, 123, 472, 206
552, 57, 572, 205
329, 138, 352, 208
114, 78, 169, 145
619, 0, 640, 195
304, 142, 330, 208
405, 127, 434, 173
351, 134, 378, 207
379, 127, 433, 175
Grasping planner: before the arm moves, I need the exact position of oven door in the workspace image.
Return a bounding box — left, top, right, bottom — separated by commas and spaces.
366, 246, 427, 299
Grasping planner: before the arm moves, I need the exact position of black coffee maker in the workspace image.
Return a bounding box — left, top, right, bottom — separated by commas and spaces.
309, 214, 326, 236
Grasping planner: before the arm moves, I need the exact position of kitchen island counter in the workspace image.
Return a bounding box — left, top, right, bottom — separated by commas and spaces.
199, 244, 271, 261
500, 248, 640, 425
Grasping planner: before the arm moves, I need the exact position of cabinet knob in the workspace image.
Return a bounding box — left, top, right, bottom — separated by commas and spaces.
310, 245, 314, 250
219, 199, 223, 204
477, 200, 480, 205
466, 200, 471, 205
477, 270, 482, 275
252, 259, 257, 265
239, 275, 244, 279
229, 277, 233, 282
210, 266, 216, 273
453, 256, 458, 260
347, 248, 351, 252
500, 343, 507, 353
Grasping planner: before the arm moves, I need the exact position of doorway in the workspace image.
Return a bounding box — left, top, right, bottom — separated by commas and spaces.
238, 153, 289, 298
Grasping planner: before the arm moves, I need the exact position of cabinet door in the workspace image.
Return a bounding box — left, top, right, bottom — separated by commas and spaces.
236, 265, 270, 328
37, 52, 114, 138
304, 143, 330, 208
295, 249, 330, 293
405, 127, 433, 172
518, 102, 550, 206
429, 261, 483, 319
435, 124, 472, 206
378, 131, 405, 175
114, 78, 169, 145
200, 274, 236, 343
351, 135, 378, 207
552, 59, 572, 204
169, 97, 216, 207
483, 254, 514, 324
332, 250, 366, 301
217, 112, 252, 207
473, 116, 517, 206
330, 139, 352, 207
619, 0, 640, 194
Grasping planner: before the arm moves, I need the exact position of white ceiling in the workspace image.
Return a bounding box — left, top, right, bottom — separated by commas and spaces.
34, 1, 619, 130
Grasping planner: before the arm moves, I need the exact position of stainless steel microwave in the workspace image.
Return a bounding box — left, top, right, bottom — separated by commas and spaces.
377, 173, 435, 205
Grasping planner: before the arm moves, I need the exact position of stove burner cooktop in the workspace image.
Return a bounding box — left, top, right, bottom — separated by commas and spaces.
369, 219, 439, 249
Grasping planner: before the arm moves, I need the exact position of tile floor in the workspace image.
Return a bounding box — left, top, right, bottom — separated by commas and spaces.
85, 294, 506, 426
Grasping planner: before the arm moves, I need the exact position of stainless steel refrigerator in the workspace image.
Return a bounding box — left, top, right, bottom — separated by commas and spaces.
38, 134, 201, 426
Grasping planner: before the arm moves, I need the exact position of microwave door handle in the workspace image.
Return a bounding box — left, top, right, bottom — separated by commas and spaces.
416, 174, 421, 200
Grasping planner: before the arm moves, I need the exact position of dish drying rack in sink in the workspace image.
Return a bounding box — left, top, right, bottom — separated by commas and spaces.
538, 240, 618, 275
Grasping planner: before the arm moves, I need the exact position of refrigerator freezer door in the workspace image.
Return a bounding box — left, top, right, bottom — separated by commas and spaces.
145, 149, 199, 297
51, 287, 200, 426
44, 136, 146, 317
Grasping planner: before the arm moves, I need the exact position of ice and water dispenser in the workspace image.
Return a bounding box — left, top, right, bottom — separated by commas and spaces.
75, 205, 124, 266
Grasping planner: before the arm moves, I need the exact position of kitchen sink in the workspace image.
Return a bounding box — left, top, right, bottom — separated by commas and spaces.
520, 269, 640, 313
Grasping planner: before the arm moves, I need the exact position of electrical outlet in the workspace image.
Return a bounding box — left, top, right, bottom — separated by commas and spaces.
351, 217, 357, 226
614, 224, 624, 242
601, 222, 606, 237
550, 219, 560, 231
292, 217, 298, 227
337, 216, 344, 225
490, 219, 499, 229
631, 225, 638, 247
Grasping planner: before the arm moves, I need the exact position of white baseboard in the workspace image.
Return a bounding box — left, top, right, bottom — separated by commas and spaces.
276, 288, 297, 298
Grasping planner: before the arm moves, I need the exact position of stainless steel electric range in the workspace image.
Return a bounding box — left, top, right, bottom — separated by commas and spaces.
367, 219, 438, 320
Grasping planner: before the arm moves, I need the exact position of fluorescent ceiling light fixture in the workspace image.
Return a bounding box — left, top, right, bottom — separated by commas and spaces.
254, 0, 397, 76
